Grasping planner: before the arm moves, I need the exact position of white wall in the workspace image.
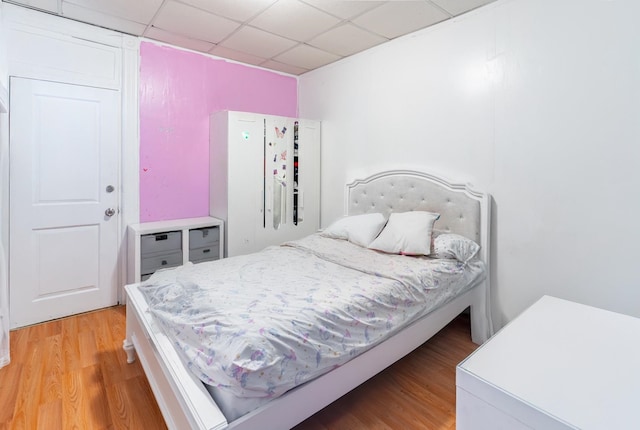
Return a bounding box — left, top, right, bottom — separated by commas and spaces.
299, 0, 640, 328
0, 4, 7, 89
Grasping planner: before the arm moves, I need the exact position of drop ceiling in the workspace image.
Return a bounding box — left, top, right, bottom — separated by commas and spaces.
2, 0, 496, 75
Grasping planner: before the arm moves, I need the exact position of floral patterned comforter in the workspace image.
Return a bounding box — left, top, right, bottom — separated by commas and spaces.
140, 234, 484, 399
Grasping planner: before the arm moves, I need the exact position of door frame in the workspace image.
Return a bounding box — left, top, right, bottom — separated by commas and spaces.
2, 5, 140, 305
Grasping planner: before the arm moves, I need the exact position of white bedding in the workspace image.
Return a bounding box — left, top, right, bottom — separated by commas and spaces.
140, 234, 484, 418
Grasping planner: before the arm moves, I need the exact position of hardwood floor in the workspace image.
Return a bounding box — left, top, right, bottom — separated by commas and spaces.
0, 306, 165, 430
294, 313, 478, 430
0, 307, 477, 430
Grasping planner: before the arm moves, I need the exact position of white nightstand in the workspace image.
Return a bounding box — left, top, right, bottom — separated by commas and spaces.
127, 216, 224, 283
457, 295, 640, 430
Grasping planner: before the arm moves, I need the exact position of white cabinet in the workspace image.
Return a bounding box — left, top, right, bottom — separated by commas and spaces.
210, 111, 320, 257
127, 216, 224, 283
456, 295, 640, 430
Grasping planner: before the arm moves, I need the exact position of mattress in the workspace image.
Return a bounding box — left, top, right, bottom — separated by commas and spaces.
139, 234, 484, 421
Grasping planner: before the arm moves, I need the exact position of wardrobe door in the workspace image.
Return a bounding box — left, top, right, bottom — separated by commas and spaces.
222, 112, 264, 257
264, 116, 295, 234
295, 119, 321, 236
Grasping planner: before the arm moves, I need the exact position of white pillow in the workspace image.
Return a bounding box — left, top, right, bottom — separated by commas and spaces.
368, 211, 440, 256
432, 233, 480, 263
321, 213, 387, 247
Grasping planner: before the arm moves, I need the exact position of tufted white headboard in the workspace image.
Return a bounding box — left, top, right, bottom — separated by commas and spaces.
345, 170, 491, 265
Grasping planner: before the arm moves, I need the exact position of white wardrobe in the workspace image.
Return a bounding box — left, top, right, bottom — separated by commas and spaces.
210, 111, 320, 257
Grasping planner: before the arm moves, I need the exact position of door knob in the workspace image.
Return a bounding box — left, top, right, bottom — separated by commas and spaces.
105, 208, 116, 217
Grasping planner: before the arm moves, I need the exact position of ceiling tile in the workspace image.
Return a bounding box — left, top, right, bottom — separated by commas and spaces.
176, 0, 277, 22
7, 0, 59, 13
209, 46, 266, 66
143, 28, 215, 53
250, 0, 340, 42
153, 1, 240, 44
63, 0, 162, 23
5, 0, 500, 75
302, 0, 383, 20
308, 23, 386, 57
429, 0, 495, 16
219, 26, 297, 59
260, 60, 307, 76
352, 1, 449, 39
274, 44, 340, 70
62, 3, 147, 35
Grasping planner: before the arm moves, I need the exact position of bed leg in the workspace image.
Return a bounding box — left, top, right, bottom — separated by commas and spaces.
470, 306, 489, 345
470, 282, 492, 345
123, 339, 136, 364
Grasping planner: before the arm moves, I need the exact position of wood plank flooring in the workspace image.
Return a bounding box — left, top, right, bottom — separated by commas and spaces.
294, 312, 477, 430
0, 306, 164, 430
0, 307, 477, 430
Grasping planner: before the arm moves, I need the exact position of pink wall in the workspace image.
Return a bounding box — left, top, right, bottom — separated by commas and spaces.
139, 42, 298, 222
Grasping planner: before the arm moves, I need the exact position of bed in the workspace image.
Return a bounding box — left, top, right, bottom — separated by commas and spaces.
123, 169, 493, 430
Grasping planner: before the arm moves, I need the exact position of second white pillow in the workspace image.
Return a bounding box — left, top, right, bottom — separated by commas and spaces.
368, 211, 440, 256
321, 212, 387, 247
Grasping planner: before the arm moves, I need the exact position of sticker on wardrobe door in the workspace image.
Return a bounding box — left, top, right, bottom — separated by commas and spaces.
275, 126, 286, 138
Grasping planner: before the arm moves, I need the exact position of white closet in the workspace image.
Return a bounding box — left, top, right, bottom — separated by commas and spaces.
210, 111, 320, 257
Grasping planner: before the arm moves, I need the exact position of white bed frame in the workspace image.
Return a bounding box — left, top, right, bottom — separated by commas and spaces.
123, 169, 493, 430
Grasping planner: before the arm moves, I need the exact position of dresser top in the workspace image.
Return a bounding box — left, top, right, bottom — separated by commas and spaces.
129, 216, 223, 234
458, 295, 640, 429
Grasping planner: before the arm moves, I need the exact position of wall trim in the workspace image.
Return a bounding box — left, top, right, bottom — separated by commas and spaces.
120, 34, 140, 303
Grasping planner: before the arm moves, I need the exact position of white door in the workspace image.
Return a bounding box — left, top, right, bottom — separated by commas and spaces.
9, 77, 120, 328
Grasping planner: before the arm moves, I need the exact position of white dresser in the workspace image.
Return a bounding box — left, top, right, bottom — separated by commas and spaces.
457, 295, 640, 430
127, 216, 224, 283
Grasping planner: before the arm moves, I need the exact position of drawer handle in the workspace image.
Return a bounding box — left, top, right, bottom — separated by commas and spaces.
161, 260, 168, 266
156, 234, 168, 241
203, 249, 210, 253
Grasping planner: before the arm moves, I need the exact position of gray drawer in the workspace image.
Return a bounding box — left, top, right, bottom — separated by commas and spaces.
141, 251, 183, 274
189, 227, 220, 249
141, 231, 182, 256
189, 246, 219, 263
